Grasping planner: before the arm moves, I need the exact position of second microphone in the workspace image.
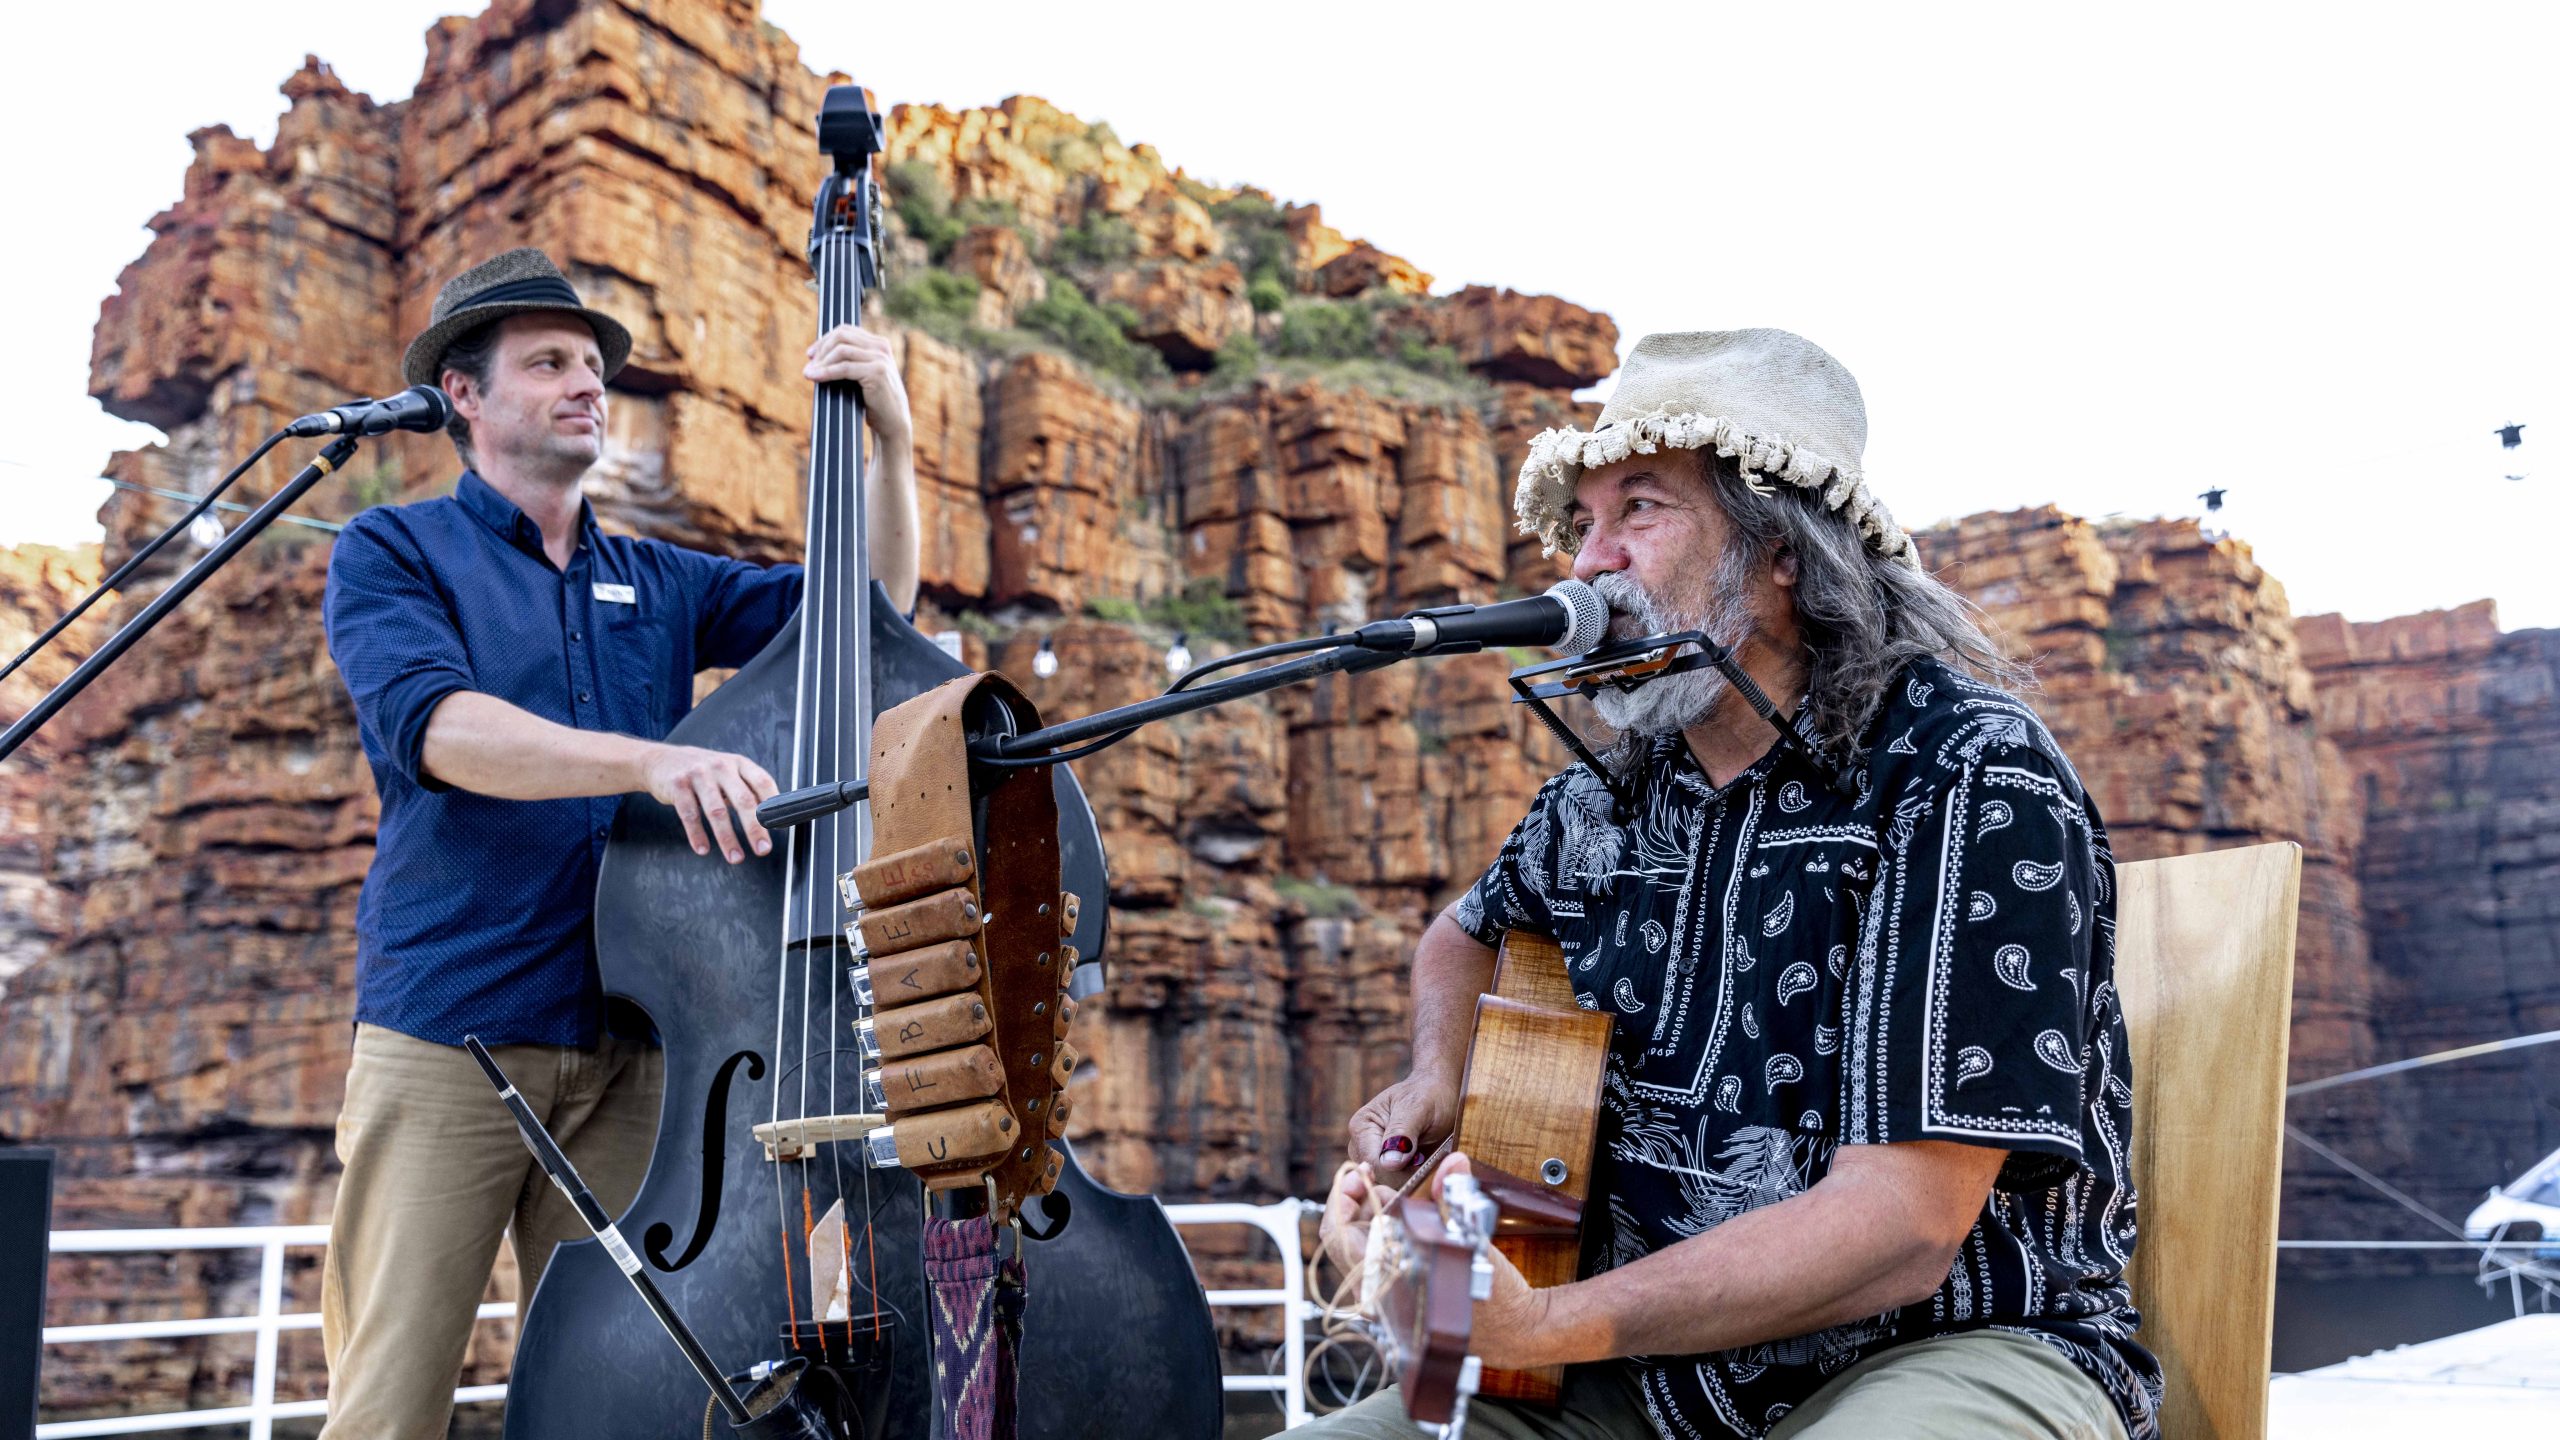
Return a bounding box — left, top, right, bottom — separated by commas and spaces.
1349, 579, 1609, 657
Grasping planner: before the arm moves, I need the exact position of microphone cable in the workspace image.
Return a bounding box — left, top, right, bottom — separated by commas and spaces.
0, 426, 291, 689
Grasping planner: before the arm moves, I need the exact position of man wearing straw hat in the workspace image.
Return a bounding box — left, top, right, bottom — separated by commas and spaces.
1317, 331, 2160, 1440
314, 248, 918, 1440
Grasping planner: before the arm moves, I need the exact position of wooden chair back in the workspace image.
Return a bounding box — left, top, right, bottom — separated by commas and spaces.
2113, 841, 2302, 1440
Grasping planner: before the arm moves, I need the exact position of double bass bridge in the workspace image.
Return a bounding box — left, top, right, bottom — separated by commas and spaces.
749, 1112, 886, 1164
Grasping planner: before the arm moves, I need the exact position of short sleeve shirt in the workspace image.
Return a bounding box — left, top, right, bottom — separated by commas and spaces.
1456, 659, 2161, 1440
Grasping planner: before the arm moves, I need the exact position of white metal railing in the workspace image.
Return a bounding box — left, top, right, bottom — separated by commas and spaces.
42, 1199, 1320, 1436
39, 1225, 508, 1439
1163, 1198, 1321, 1430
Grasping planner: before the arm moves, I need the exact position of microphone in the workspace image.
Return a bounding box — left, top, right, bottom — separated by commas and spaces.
1351, 579, 1610, 657
285, 385, 454, 438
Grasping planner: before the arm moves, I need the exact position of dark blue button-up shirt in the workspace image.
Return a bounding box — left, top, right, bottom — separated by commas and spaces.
323, 471, 801, 1047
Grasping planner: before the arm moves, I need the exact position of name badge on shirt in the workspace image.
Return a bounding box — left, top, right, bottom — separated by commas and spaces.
593, 583, 637, 605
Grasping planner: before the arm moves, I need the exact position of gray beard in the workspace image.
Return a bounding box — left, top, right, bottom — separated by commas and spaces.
1587, 565, 1757, 739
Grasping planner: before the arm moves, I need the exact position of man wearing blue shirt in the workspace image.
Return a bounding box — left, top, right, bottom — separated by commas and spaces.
315, 249, 921, 1440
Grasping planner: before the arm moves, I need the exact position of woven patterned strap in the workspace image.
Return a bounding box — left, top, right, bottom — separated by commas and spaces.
923, 1215, 1025, 1440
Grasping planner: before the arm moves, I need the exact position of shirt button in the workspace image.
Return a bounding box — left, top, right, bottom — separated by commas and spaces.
570, 629, 582, 641
596, 827, 608, 840
577, 691, 591, 703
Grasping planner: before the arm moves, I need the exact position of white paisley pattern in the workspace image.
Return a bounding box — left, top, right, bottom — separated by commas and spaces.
1456, 657, 2159, 1440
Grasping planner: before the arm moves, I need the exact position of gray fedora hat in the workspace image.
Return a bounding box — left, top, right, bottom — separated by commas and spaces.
402, 247, 633, 388
1514, 328, 1915, 567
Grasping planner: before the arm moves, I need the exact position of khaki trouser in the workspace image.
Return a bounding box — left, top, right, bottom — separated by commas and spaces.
1300, 1328, 2127, 1440
320, 1023, 662, 1440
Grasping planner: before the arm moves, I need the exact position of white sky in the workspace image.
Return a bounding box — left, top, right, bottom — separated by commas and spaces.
1, 2, 2551, 628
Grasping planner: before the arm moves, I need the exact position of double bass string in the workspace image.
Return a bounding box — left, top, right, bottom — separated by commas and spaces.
793, 224, 850, 1332
822, 228, 860, 1335
833, 229, 887, 1340
772, 223, 841, 1351
833, 230, 887, 1340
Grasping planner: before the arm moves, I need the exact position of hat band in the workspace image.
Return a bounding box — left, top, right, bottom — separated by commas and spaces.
451, 274, 586, 314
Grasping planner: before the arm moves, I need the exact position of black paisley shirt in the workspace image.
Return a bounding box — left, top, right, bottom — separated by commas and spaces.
1454, 658, 2161, 1440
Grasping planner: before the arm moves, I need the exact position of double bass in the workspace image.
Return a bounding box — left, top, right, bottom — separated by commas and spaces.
504, 83, 1222, 1439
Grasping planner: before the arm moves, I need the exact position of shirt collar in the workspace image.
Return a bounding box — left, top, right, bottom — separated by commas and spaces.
1652, 693, 1819, 801
454, 470, 598, 557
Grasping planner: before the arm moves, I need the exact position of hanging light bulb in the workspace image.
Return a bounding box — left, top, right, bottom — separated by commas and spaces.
1031, 636, 1059, 679
1164, 632, 1192, 677
187, 511, 227, 549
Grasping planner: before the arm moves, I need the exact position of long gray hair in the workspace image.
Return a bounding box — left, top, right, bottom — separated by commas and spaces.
1704, 452, 2030, 757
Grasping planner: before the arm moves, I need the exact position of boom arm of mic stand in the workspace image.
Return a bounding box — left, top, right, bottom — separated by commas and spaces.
755, 640, 1404, 833
0, 433, 362, 767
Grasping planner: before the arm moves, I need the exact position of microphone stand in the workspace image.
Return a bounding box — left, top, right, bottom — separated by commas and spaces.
464, 1038, 830, 1439
0, 432, 362, 766
758, 639, 1407, 831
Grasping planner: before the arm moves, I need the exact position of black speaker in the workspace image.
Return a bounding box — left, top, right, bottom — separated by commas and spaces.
0, 1147, 52, 1440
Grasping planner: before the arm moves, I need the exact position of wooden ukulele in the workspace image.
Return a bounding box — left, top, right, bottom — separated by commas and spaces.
1365, 930, 1613, 1420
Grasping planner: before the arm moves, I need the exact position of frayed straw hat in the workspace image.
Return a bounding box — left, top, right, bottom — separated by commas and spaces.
402, 248, 632, 389
1514, 328, 1914, 566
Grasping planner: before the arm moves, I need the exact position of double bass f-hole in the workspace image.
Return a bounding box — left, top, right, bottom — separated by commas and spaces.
645, 1048, 765, 1272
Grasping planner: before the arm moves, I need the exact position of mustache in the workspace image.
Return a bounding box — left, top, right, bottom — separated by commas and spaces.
1590, 571, 1684, 635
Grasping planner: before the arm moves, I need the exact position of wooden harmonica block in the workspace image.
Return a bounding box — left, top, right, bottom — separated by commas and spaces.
868, 938, 981, 1003
878, 1044, 1006, 1115
888, 1100, 1014, 1169
855, 888, 979, 955
850, 835, 976, 911
873, 992, 990, 1059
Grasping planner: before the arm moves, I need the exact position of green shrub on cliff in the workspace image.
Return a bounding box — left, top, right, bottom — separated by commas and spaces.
1211, 192, 1297, 297
1212, 331, 1263, 386
1018, 276, 1170, 386
1393, 334, 1466, 381
1274, 873, 1364, 918
1151, 576, 1247, 642
1269, 298, 1376, 362
1055, 214, 1141, 268
886, 160, 964, 260
883, 271, 982, 343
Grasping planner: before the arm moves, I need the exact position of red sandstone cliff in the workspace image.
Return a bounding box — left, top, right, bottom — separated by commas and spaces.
1921, 511, 2404, 1253
6, 0, 1603, 1414
2298, 604, 2560, 1235
4, 0, 2550, 1420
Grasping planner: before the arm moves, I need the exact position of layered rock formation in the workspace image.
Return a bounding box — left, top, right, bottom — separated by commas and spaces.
6, 0, 1600, 1417
6, 0, 2552, 1422
0, 546, 102, 995
2299, 604, 2560, 1231
1920, 511, 2404, 1250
